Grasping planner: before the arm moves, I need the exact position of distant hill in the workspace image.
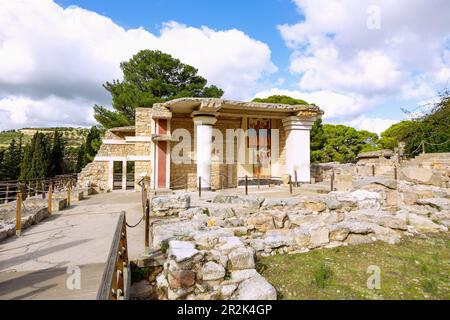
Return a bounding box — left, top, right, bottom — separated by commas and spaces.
0, 127, 89, 149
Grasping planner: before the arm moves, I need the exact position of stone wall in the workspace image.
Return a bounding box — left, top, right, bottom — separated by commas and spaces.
77, 161, 109, 190
170, 116, 197, 189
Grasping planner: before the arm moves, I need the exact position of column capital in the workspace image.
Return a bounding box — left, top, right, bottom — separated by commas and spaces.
282, 116, 316, 131
192, 111, 218, 126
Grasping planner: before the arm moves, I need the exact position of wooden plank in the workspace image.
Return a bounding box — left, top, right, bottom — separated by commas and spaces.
96, 212, 125, 300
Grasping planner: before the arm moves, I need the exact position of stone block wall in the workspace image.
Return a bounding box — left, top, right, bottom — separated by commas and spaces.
135, 108, 153, 136
170, 116, 197, 189
78, 161, 109, 190
134, 108, 154, 188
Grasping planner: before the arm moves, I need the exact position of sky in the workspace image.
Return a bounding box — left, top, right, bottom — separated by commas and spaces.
0, 0, 449, 135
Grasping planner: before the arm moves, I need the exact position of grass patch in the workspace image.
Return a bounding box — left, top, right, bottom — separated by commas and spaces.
313, 263, 334, 289
160, 240, 170, 254
259, 233, 450, 300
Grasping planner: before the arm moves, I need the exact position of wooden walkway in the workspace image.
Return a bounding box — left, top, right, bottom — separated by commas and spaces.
0, 192, 144, 300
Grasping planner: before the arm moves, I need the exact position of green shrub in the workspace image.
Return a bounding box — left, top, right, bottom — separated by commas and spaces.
313, 263, 334, 289
421, 278, 438, 295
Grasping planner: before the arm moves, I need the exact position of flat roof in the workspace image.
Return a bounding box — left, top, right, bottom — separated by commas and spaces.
153, 97, 324, 117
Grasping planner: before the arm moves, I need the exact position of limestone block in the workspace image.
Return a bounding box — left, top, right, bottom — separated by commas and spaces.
233, 275, 277, 300
201, 262, 225, 281
228, 247, 255, 270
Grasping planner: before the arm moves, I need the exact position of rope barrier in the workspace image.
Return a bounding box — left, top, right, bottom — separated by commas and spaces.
126, 215, 144, 228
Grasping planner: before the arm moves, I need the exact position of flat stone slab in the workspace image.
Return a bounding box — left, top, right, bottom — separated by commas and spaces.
168, 240, 199, 262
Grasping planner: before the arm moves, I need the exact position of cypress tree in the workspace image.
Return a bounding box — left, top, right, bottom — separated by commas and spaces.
20, 132, 51, 180
0, 149, 5, 180
84, 126, 101, 163
49, 131, 65, 176
1, 137, 23, 180
76, 144, 86, 173
20, 136, 34, 180
30, 133, 51, 179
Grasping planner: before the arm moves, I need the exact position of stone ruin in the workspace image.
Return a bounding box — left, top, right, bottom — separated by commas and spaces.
132, 166, 450, 300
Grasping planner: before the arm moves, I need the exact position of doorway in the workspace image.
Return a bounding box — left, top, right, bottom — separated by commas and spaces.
248, 118, 271, 179
113, 161, 123, 190
126, 161, 135, 190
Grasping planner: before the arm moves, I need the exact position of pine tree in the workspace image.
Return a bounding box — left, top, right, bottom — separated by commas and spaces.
94, 50, 223, 128
49, 131, 65, 176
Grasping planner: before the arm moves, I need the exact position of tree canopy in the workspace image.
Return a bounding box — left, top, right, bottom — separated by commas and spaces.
252, 95, 379, 163
252, 95, 308, 105
312, 125, 379, 163
379, 90, 450, 156
76, 126, 103, 172
0, 136, 23, 180
94, 50, 224, 128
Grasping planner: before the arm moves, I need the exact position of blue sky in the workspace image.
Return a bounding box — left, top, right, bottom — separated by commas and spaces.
1, 0, 449, 134
54, 0, 301, 90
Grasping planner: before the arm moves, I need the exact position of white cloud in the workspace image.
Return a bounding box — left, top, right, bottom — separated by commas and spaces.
253, 87, 398, 134
278, 0, 450, 115
341, 115, 398, 135
253, 88, 374, 119
0, 0, 276, 130
0, 96, 96, 129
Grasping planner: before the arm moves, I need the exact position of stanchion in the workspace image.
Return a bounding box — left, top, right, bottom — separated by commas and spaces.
5, 183, 9, 204
41, 181, 45, 199
331, 170, 335, 192
48, 183, 53, 214
67, 180, 71, 207
289, 175, 293, 195
16, 192, 22, 237
144, 199, 150, 253
245, 175, 248, 196
294, 170, 298, 187
198, 177, 202, 198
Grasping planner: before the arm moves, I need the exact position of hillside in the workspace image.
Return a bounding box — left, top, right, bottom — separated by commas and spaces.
0, 127, 89, 149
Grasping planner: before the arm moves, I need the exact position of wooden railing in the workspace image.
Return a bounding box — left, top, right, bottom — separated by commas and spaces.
96, 211, 130, 300
0, 174, 77, 204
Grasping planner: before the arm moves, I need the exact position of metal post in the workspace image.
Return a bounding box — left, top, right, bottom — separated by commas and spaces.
372, 165, 375, 176
289, 175, 293, 195
5, 183, 9, 204
394, 166, 398, 180
67, 180, 71, 207
16, 192, 22, 237
141, 183, 146, 215
245, 175, 248, 196
41, 181, 45, 199
331, 170, 335, 192
294, 170, 298, 187
144, 199, 150, 253
198, 176, 202, 198
48, 183, 53, 214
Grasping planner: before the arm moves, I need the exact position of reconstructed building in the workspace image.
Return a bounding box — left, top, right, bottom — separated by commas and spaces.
78, 98, 324, 191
